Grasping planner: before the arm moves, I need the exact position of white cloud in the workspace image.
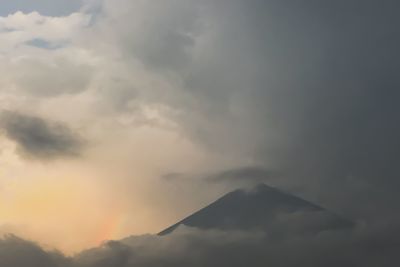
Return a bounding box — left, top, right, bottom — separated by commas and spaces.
0, 11, 90, 48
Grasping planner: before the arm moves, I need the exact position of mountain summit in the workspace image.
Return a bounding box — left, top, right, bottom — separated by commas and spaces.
159, 184, 354, 235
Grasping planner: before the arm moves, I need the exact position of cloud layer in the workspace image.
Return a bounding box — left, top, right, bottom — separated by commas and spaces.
1, 224, 399, 267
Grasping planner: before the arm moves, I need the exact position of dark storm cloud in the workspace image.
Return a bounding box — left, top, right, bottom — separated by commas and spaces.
0, 111, 85, 160
116, 0, 400, 222
230, 0, 400, 221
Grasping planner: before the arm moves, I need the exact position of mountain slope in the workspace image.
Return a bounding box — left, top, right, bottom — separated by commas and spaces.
159, 184, 353, 235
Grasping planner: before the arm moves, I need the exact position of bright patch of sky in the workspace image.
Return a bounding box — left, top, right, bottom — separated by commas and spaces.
0, 0, 83, 16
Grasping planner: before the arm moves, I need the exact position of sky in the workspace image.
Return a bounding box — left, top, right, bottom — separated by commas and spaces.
0, 0, 399, 258
0, 0, 83, 16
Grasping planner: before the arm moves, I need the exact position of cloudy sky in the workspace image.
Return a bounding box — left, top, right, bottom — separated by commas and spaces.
0, 0, 399, 256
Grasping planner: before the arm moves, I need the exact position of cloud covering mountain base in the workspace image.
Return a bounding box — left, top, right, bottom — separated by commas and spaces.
1, 224, 399, 267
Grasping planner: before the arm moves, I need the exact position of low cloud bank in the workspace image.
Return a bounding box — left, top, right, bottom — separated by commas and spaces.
1, 223, 399, 267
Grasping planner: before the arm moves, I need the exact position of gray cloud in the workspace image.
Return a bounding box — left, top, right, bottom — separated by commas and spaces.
162, 166, 279, 192
13, 58, 93, 98
0, 111, 85, 160
110, 0, 202, 72
103, 0, 400, 223
206, 167, 278, 185
1, 224, 399, 267
234, 0, 400, 222
0, 235, 68, 267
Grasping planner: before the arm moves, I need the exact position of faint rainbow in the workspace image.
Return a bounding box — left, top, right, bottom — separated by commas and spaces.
94, 213, 124, 245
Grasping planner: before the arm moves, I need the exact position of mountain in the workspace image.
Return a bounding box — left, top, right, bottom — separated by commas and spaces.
159, 184, 354, 236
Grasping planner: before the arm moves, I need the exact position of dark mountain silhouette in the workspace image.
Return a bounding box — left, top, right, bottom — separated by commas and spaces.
159, 184, 354, 236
